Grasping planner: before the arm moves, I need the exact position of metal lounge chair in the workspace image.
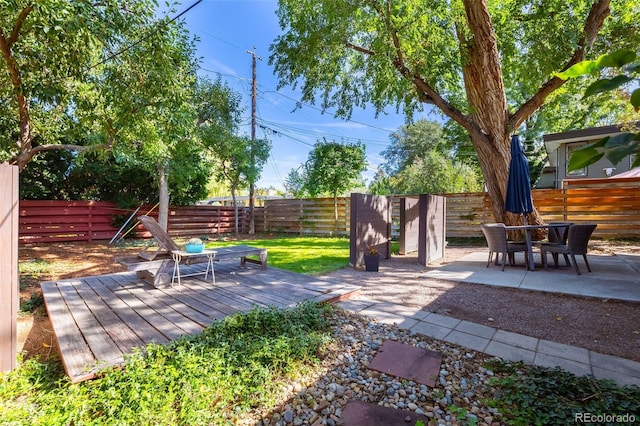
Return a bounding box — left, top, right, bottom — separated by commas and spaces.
541, 224, 597, 275
481, 223, 529, 271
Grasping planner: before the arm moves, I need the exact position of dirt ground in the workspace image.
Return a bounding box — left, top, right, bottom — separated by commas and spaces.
322, 241, 640, 362
18, 241, 144, 362
17, 239, 640, 364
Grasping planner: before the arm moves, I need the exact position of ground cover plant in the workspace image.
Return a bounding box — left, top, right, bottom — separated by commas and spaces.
485, 359, 640, 426
1, 302, 332, 425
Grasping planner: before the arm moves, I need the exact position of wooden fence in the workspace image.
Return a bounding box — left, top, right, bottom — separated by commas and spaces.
263, 197, 350, 236
18, 177, 640, 243
18, 201, 263, 243
438, 177, 640, 238
261, 182, 640, 238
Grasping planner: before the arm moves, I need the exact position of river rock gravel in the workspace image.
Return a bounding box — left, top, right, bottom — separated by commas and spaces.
247, 308, 504, 426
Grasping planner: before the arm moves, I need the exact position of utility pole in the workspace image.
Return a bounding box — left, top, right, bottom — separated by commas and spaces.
246, 47, 262, 234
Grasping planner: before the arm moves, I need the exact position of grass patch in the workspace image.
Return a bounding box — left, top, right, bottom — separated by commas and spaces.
205, 236, 351, 274
19, 258, 51, 289
18, 258, 51, 276
19, 293, 44, 313
1, 302, 332, 425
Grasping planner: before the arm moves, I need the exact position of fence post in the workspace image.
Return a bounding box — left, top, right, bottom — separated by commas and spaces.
0, 164, 19, 372
88, 201, 93, 241
563, 185, 568, 222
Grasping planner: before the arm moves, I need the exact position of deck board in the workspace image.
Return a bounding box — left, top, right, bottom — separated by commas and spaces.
72, 278, 146, 352
82, 276, 170, 345
55, 280, 124, 364
42, 261, 360, 383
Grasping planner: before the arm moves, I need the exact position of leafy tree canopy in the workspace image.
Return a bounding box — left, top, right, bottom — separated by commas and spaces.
303, 140, 367, 198
0, 0, 198, 170
284, 167, 307, 198
557, 49, 640, 170
371, 120, 482, 195
270, 0, 640, 223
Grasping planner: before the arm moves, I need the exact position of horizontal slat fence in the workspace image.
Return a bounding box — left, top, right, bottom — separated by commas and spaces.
19, 201, 128, 243
262, 185, 640, 238
18, 180, 640, 243
263, 197, 350, 235
19, 201, 264, 243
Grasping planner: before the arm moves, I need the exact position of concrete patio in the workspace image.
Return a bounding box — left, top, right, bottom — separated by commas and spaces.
332, 249, 640, 388
338, 296, 640, 387
423, 251, 640, 302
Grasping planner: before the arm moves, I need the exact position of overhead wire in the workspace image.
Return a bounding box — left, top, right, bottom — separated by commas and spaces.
86, 0, 204, 72
185, 8, 443, 183
188, 24, 400, 140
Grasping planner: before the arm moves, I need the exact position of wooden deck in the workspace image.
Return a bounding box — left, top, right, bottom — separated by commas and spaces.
41, 261, 361, 383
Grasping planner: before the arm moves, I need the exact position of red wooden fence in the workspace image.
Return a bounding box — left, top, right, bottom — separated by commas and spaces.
18, 201, 262, 243
19, 201, 128, 243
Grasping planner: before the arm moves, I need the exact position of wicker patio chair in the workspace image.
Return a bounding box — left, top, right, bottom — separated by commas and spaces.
481, 223, 529, 271
534, 222, 573, 266
541, 224, 597, 275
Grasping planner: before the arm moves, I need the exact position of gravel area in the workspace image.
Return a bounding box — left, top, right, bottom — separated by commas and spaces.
251, 240, 640, 425
251, 308, 502, 426
320, 246, 640, 362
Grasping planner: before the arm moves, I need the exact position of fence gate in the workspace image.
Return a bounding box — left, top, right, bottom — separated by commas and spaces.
417, 194, 446, 265
1, 164, 19, 372
399, 194, 446, 264
349, 193, 391, 267
399, 197, 420, 254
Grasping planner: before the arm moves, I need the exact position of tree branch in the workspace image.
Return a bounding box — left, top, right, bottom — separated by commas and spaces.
8, 5, 33, 47
31, 143, 111, 154
510, 0, 611, 130
0, 11, 33, 155
380, 1, 476, 137
344, 41, 374, 56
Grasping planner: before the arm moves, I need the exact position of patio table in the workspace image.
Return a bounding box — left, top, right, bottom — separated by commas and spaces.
504, 224, 566, 271
171, 249, 217, 289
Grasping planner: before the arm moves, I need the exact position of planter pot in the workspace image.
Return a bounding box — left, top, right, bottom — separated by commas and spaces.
364, 254, 380, 272
185, 243, 204, 253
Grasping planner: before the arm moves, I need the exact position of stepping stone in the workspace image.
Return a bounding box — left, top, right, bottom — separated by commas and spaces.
368, 340, 442, 387
343, 400, 431, 426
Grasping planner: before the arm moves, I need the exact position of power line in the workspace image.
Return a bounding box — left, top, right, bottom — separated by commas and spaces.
86, 0, 204, 72
259, 89, 398, 134
189, 26, 400, 136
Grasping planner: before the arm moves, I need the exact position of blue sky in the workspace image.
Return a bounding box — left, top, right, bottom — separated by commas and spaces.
164, 0, 437, 191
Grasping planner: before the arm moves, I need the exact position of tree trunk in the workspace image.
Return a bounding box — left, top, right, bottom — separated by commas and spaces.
231, 186, 239, 236
460, 0, 544, 227
157, 163, 170, 231
249, 182, 255, 234
391, 0, 608, 230
333, 191, 339, 234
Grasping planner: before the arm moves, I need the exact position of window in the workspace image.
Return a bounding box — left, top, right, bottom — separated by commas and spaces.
631, 153, 638, 169
566, 142, 587, 177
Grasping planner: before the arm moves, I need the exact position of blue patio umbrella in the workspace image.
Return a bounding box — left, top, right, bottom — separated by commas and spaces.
504, 135, 534, 224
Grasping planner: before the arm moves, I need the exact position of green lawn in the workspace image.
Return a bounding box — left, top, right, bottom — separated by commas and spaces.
204, 235, 351, 274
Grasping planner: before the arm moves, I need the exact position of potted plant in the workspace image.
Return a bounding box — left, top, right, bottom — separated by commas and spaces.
364, 244, 380, 272
185, 237, 204, 253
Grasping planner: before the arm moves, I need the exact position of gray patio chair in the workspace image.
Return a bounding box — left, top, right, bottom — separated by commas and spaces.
534, 222, 573, 266
541, 224, 597, 275
481, 223, 529, 271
